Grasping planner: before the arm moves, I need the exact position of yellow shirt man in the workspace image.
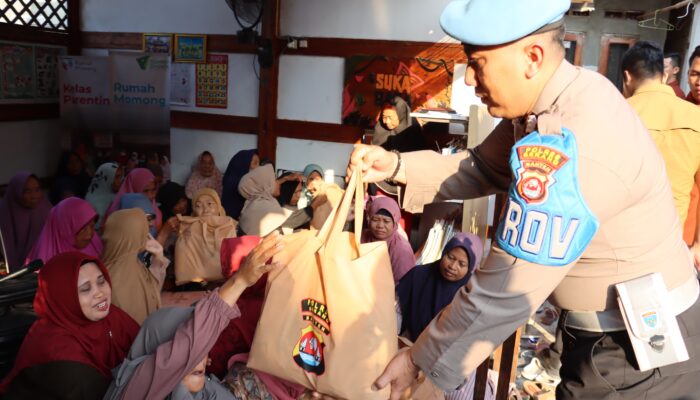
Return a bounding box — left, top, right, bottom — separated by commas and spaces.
627, 82, 700, 227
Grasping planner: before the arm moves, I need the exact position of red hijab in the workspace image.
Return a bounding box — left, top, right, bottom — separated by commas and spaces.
0, 252, 139, 392
105, 168, 162, 227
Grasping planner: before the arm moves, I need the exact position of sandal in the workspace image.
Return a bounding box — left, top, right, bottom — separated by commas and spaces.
522, 380, 555, 400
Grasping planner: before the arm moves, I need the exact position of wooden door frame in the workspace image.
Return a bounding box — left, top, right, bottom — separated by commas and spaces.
564, 31, 585, 66
598, 34, 638, 76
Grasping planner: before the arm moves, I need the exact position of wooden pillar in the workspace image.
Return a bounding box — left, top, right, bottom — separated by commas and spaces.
67, 0, 82, 55
257, 0, 281, 163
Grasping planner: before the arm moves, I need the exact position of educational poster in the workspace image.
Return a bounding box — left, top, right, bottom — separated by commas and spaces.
195, 54, 228, 108
110, 52, 170, 132
342, 56, 453, 129
59, 56, 111, 129
35, 45, 65, 98
59, 53, 170, 133
170, 62, 195, 106
0, 43, 35, 99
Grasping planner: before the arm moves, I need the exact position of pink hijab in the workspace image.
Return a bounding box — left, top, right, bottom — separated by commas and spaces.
26, 197, 103, 263
105, 168, 162, 227
362, 196, 416, 283
0, 172, 52, 271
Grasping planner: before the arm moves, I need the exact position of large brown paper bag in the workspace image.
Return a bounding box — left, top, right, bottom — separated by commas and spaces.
174, 215, 237, 284
248, 172, 398, 399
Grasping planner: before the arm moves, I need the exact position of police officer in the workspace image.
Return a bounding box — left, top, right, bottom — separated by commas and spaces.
349, 1, 700, 399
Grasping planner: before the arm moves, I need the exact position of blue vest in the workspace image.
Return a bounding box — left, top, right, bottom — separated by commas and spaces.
495, 128, 599, 266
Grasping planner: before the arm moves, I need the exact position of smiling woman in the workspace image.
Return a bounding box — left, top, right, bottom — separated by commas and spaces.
0, 252, 139, 399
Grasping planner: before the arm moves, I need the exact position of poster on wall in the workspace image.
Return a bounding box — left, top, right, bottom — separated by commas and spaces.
59, 56, 112, 129
110, 52, 170, 132
170, 62, 195, 106
35, 45, 65, 98
342, 56, 453, 129
196, 54, 228, 108
59, 53, 170, 133
0, 43, 35, 99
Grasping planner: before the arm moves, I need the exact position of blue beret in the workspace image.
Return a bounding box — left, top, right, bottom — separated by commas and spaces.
440, 0, 571, 46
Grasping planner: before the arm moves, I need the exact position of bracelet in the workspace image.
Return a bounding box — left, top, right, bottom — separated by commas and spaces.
386, 150, 402, 183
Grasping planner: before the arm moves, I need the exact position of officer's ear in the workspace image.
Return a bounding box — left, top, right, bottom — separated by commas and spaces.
522, 41, 545, 80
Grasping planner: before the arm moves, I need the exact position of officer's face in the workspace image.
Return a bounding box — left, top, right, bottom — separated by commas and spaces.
463, 35, 550, 119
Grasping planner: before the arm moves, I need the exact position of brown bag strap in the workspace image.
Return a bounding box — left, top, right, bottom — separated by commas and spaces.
316, 169, 365, 256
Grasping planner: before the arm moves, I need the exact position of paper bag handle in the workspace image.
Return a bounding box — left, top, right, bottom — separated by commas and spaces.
315, 169, 364, 255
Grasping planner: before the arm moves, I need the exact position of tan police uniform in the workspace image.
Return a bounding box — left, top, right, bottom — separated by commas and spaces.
398, 60, 700, 395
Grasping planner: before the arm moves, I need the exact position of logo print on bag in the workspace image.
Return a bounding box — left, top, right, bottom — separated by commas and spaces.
293, 325, 325, 375
301, 298, 331, 334
515, 145, 569, 204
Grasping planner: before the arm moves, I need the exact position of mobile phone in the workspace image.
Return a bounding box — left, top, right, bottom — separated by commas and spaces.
137, 251, 153, 268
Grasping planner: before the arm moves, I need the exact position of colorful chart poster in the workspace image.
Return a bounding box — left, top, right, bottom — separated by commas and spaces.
35, 45, 65, 98
170, 62, 195, 106
342, 56, 453, 129
196, 54, 228, 108
0, 43, 35, 99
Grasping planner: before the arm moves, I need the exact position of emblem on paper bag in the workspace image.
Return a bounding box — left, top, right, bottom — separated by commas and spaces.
515, 145, 569, 204
293, 325, 325, 375
642, 311, 658, 328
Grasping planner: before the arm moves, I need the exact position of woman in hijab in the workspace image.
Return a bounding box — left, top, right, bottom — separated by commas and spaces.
0, 252, 139, 398
119, 193, 159, 237
238, 164, 287, 236
396, 232, 483, 342
102, 208, 169, 325
186, 151, 224, 199
49, 151, 93, 204
85, 163, 123, 229
105, 168, 162, 229
175, 188, 237, 285
0, 172, 52, 271
362, 196, 415, 283
103, 233, 284, 400
222, 149, 259, 219
156, 181, 190, 248
372, 96, 412, 146
26, 197, 103, 264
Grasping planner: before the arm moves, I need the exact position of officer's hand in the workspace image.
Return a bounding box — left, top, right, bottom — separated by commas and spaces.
372, 348, 419, 400
346, 144, 402, 184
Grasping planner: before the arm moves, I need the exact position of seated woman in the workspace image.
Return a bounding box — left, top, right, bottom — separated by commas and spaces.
49, 151, 92, 204
26, 197, 103, 264
396, 232, 483, 342
238, 164, 288, 236
104, 168, 162, 230
276, 173, 304, 213
362, 196, 415, 283
103, 233, 284, 400
118, 193, 159, 237
155, 181, 190, 248
85, 162, 123, 229
372, 96, 412, 146
102, 208, 169, 325
222, 149, 259, 219
185, 151, 223, 199
174, 188, 237, 285
0, 252, 139, 399
0, 172, 52, 271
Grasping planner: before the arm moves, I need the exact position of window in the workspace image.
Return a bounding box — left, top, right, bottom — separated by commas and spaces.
564, 32, 585, 66
598, 35, 637, 91
0, 0, 69, 31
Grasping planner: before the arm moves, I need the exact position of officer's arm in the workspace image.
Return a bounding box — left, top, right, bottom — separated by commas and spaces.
409, 247, 574, 390
400, 119, 514, 214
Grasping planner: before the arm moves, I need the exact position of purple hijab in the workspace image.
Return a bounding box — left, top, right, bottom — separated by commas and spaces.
0, 172, 52, 271
396, 232, 483, 341
26, 197, 103, 264
362, 196, 415, 283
